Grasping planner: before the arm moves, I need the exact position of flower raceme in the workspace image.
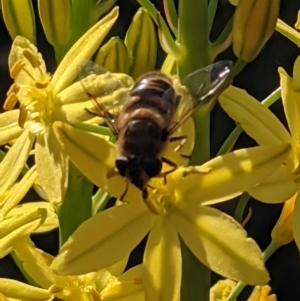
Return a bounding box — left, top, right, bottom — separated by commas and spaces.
50, 109, 291, 301
0, 7, 134, 205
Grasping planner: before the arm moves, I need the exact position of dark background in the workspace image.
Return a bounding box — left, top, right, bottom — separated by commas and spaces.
0, 0, 299, 300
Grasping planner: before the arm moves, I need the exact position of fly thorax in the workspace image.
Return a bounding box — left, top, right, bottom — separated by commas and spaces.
124, 119, 163, 156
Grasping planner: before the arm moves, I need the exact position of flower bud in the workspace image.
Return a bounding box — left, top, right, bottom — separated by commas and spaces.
38, 0, 71, 47
271, 192, 296, 246
247, 285, 276, 301
125, 8, 157, 79
1, 0, 36, 43
94, 37, 131, 74
233, 0, 280, 62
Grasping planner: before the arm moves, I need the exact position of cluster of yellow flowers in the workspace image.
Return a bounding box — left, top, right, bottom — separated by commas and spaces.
0, 0, 299, 301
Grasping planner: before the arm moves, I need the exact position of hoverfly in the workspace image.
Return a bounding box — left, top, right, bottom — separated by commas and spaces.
79, 61, 231, 200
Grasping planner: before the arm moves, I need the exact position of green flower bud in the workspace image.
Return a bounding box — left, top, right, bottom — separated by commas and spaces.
233, 0, 280, 62
38, 0, 71, 47
94, 37, 131, 74
1, 0, 36, 43
125, 8, 157, 79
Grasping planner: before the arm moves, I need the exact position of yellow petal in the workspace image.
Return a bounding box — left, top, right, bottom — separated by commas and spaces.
9, 36, 46, 85
106, 257, 129, 277
6, 202, 58, 233
0, 166, 37, 218
100, 266, 144, 301
51, 202, 155, 275
52, 7, 119, 95
173, 205, 269, 285
248, 165, 298, 203
276, 19, 300, 47
14, 237, 58, 289
271, 192, 296, 246
144, 216, 181, 301
279, 67, 300, 170
52, 121, 142, 201
35, 127, 68, 205
1, 0, 36, 43
0, 278, 52, 301
293, 55, 300, 92
293, 192, 300, 250
0, 208, 47, 258
219, 85, 292, 146
0, 110, 23, 145
247, 285, 276, 301
0, 129, 35, 194
181, 143, 291, 205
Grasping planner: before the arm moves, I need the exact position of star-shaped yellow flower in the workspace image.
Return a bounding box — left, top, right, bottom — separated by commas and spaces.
0, 7, 131, 205
49, 118, 290, 301
218, 55, 300, 249
0, 236, 145, 301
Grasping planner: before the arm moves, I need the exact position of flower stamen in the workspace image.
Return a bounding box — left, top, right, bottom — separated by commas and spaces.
10, 61, 26, 79
3, 92, 18, 110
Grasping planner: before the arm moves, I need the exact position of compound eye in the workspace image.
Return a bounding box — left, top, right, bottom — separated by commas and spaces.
115, 156, 129, 177
143, 158, 162, 178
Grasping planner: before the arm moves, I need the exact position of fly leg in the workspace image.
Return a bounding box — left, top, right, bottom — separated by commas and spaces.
169, 135, 191, 160
106, 168, 129, 202
161, 157, 178, 184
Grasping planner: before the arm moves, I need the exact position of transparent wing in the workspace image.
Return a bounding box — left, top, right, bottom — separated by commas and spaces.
168, 60, 232, 135
78, 60, 131, 136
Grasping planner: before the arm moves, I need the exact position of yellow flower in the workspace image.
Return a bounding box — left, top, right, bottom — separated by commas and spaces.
218, 56, 300, 249
49, 118, 291, 301
0, 8, 122, 205
210, 279, 236, 301
0, 237, 145, 301
247, 285, 276, 301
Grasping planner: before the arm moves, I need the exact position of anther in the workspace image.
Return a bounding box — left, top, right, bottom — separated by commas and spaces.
35, 80, 49, 89
3, 93, 18, 110
22, 49, 41, 68
18, 104, 28, 128
6, 83, 20, 96
10, 61, 25, 79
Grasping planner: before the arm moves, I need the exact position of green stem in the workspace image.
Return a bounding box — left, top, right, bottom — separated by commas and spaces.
216, 125, 243, 156
234, 192, 251, 223
261, 87, 281, 107
176, 3, 212, 300
177, 0, 210, 79
180, 239, 210, 301
263, 240, 280, 261
211, 15, 233, 47
207, 0, 218, 33
226, 281, 246, 301
190, 111, 210, 166
57, 162, 93, 246
228, 59, 247, 81
163, 0, 178, 36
